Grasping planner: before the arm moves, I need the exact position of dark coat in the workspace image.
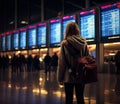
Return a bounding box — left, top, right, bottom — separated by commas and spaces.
51, 54, 58, 66
44, 55, 51, 64
115, 51, 120, 67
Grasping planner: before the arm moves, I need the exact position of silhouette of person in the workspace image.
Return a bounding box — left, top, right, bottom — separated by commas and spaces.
51, 52, 58, 73
33, 55, 40, 71
115, 50, 120, 74
115, 75, 120, 96
27, 55, 33, 72
43, 52, 51, 75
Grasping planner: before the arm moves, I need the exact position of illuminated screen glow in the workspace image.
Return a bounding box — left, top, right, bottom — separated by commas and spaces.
62, 15, 76, 39
6, 35, 11, 50
101, 3, 120, 37
13, 33, 19, 49
2, 36, 6, 51
28, 28, 36, 47
37, 25, 46, 45
20, 31, 26, 48
50, 19, 61, 44
80, 9, 95, 39
0, 37, 1, 50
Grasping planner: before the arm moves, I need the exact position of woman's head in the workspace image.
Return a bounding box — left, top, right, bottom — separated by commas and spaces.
65, 22, 80, 39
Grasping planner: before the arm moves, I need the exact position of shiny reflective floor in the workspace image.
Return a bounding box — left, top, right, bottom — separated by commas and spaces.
0, 68, 120, 104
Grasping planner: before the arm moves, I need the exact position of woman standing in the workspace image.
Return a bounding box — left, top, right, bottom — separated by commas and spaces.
58, 22, 89, 104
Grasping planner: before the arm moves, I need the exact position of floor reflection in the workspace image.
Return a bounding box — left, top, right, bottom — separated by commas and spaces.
0, 69, 120, 104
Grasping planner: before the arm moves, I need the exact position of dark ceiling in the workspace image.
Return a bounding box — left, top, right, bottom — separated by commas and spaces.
0, 0, 118, 33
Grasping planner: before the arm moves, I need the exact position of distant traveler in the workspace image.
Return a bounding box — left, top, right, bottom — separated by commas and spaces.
115, 50, 120, 74
58, 22, 89, 104
27, 55, 33, 72
51, 52, 58, 73
43, 52, 51, 75
33, 55, 40, 71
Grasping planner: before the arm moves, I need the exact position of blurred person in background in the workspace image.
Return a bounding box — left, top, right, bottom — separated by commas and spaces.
115, 50, 120, 74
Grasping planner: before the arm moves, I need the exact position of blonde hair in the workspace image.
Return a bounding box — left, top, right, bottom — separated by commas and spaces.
65, 22, 80, 39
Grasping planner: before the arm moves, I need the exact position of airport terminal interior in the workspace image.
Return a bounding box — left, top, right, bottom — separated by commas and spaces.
0, 0, 120, 104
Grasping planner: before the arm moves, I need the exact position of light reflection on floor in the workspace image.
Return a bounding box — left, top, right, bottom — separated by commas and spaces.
0, 69, 120, 104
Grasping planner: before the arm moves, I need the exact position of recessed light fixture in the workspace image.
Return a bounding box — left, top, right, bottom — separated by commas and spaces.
21, 20, 28, 24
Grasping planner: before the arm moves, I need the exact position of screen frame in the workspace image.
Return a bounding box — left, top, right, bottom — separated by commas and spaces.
12, 30, 19, 50
37, 22, 47, 48
1, 34, 6, 51
19, 28, 27, 50
5, 32, 11, 51
27, 25, 37, 49
49, 18, 62, 47
0, 35, 1, 51
100, 2, 120, 43
78, 8, 96, 43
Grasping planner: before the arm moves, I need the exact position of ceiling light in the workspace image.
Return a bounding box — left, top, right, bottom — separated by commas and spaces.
9, 21, 14, 24
21, 20, 28, 24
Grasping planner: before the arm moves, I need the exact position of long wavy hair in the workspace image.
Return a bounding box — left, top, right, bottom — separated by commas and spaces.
64, 22, 80, 39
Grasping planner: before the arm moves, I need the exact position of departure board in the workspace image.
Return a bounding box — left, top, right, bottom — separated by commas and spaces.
79, 9, 95, 39
0, 36, 1, 51
50, 19, 61, 46
13, 33, 19, 49
2, 36, 6, 51
28, 27, 36, 47
19, 31, 26, 49
6, 35, 11, 50
37, 23, 46, 47
101, 2, 120, 37
62, 15, 76, 39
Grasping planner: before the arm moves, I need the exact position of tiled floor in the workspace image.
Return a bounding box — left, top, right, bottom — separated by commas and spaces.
0, 69, 120, 104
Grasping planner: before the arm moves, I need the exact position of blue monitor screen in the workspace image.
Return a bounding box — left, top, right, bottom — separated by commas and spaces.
6, 35, 11, 50
2, 36, 6, 51
62, 15, 76, 39
0, 37, 1, 50
13, 33, 19, 49
101, 3, 120, 37
37, 24, 46, 46
28, 28, 36, 47
20, 31, 26, 49
50, 19, 61, 45
79, 9, 95, 39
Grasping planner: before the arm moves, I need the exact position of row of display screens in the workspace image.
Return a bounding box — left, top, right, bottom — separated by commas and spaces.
0, 2, 120, 51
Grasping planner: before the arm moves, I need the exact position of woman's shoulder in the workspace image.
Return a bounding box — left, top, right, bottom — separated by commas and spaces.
61, 39, 67, 46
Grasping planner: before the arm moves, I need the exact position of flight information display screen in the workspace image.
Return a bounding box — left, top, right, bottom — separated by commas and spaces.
6, 35, 11, 50
13, 33, 19, 49
62, 15, 76, 39
0, 36, 1, 50
2, 36, 6, 51
50, 19, 61, 45
101, 2, 120, 37
19, 31, 26, 49
28, 28, 36, 47
37, 23, 46, 47
0, 37, 1, 51
79, 9, 95, 39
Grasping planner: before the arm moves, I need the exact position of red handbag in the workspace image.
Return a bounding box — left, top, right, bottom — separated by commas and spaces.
77, 56, 98, 84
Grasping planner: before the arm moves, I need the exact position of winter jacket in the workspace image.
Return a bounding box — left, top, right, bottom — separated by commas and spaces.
58, 35, 89, 83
